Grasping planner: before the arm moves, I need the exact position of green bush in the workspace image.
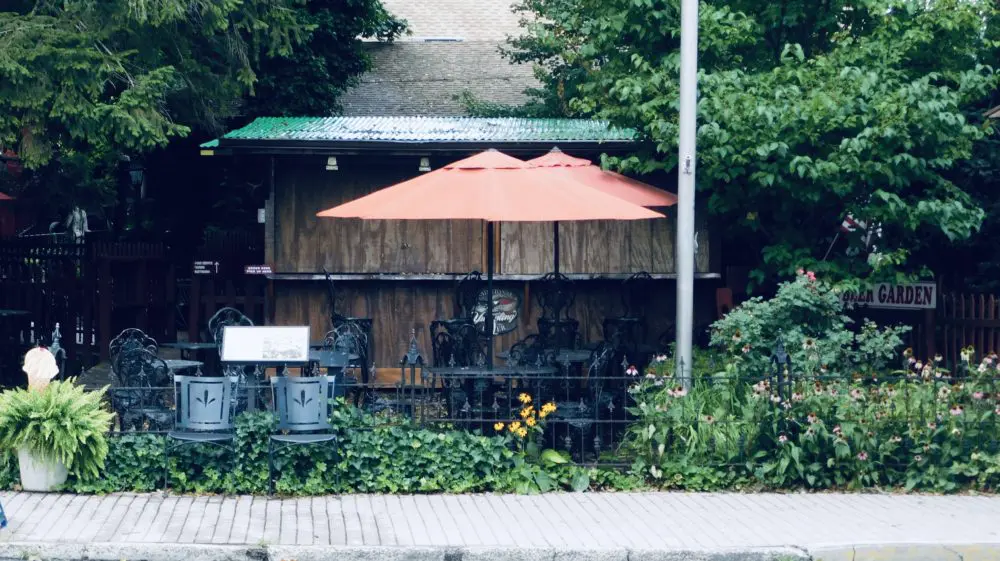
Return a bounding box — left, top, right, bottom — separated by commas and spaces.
709, 271, 910, 378
0, 380, 114, 480
57, 402, 608, 495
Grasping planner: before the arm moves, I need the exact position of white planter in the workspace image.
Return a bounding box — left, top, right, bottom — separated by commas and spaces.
17, 447, 68, 492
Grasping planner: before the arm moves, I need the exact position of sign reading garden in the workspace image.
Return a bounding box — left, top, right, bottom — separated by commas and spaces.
841, 282, 937, 310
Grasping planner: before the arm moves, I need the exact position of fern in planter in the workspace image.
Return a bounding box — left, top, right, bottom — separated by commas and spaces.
0, 380, 114, 480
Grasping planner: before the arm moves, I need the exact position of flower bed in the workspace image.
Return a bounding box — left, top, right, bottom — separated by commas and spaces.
626, 272, 1000, 492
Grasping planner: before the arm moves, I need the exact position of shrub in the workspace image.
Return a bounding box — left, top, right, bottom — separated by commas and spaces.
709, 271, 909, 378
57, 401, 612, 495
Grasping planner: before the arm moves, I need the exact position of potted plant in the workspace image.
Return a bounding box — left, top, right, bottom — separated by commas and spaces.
0, 379, 113, 491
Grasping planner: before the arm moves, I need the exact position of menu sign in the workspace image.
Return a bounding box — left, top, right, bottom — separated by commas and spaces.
841, 282, 936, 310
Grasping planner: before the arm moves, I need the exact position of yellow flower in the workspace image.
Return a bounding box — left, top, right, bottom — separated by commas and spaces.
525, 417, 537, 427
494, 422, 504, 431
520, 406, 534, 419
518, 393, 532, 404
539, 410, 550, 419
508, 421, 522, 433
516, 428, 528, 438
539, 402, 557, 418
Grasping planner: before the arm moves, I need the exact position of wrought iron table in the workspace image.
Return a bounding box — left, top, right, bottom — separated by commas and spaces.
164, 359, 203, 375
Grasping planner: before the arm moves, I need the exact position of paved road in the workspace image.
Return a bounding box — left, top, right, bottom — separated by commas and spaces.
0, 491, 998, 560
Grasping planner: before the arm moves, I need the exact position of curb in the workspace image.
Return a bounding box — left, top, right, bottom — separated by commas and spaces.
2, 542, 999, 561
0, 542, 808, 561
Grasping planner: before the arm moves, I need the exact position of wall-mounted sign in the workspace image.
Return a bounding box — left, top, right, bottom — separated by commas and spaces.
841, 282, 936, 310
220, 326, 311, 363
472, 288, 521, 335
244, 265, 273, 275
193, 261, 219, 275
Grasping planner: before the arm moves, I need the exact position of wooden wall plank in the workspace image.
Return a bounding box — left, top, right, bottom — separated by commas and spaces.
274, 279, 677, 368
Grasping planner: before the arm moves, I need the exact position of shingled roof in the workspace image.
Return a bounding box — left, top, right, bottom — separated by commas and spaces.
339, 0, 538, 116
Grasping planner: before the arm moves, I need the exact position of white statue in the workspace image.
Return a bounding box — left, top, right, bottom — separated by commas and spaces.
64, 206, 88, 242
22, 347, 60, 391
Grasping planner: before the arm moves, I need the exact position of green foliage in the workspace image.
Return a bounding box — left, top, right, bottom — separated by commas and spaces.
0, 0, 405, 169
56, 403, 623, 495
709, 271, 910, 378
501, 0, 1000, 284
0, 381, 114, 480
628, 315, 1000, 493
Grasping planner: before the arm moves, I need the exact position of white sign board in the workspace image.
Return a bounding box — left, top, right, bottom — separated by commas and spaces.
841, 282, 936, 310
220, 326, 310, 363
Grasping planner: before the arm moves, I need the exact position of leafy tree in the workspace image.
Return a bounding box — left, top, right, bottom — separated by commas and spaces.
496, 0, 999, 286
0, 0, 405, 168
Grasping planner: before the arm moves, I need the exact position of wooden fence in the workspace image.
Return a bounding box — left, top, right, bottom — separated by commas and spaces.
938, 292, 1000, 367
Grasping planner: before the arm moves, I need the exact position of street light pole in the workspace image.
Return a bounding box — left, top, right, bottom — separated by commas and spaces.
675, 0, 699, 390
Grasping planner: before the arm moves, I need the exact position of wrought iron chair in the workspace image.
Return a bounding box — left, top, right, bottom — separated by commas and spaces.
323, 322, 370, 405
603, 272, 653, 360
111, 348, 173, 432
163, 375, 238, 489
551, 342, 615, 462
209, 307, 265, 406
323, 270, 375, 386
535, 272, 580, 349
268, 375, 338, 493
430, 321, 485, 368
208, 307, 253, 346
109, 328, 158, 377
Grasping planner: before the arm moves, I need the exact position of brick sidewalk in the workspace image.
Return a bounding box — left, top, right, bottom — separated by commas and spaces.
0, 492, 998, 560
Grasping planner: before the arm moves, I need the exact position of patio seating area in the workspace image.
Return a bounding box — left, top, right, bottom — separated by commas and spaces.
106, 265, 668, 465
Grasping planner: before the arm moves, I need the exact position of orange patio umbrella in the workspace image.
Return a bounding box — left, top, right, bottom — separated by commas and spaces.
528, 148, 676, 274
317, 149, 663, 367
0, 192, 12, 201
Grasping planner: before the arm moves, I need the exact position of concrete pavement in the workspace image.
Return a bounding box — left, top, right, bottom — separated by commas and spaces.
0, 491, 998, 560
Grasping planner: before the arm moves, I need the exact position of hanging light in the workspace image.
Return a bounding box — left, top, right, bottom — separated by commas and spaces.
326, 156, 339, 171
419, 157, 431, 172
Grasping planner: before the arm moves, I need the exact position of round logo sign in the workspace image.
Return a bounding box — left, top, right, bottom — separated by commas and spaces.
472, 288, 521, 335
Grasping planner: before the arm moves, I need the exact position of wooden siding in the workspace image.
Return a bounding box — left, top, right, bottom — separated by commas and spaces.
274, 279, 681, 368
273, 156, 712, 275
275, 157, 482, 274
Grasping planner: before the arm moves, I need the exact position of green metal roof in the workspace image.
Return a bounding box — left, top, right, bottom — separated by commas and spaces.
200, 116, 635, 149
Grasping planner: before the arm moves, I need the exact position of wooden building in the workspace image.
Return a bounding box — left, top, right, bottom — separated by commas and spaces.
202, 116, 721, 369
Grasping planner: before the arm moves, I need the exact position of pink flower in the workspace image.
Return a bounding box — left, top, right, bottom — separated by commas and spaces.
833, 425, 842, 435
703, 415, 715, 424
771, 395, 782, 404
806, 412, 819, 424
973, 392, 984, 400
792, 392, 804, 402
857, 451, 868, 461
927, 422, 937, 430
949, 405, 964, 416
796, 268, 805, 275
670, 386, 688, 398
742, 344, 751, 354
806, 271, 817, 282
778, 434, 788, 443
914, 454, 923, 462
626, 365, 639, 377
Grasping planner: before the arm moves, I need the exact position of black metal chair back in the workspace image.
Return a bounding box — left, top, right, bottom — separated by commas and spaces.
455, 271, 484, 319
109, 328, 158, 367
173, 375, 237, 432
535, 272, 575, 320
208, 307, 253, 345
271, 375, 335, 432
620, 271, 654, 318
431, 322, 484, 367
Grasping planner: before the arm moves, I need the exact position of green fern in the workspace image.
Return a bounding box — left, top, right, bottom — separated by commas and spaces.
0, 380, 114, 480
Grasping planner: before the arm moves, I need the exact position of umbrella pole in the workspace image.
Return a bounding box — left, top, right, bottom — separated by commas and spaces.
486, 221, 495, 369
553, 221, 560, 275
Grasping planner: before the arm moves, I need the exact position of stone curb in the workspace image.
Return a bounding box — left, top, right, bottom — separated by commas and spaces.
2, 542, 999, 561
0, 542, 808, 561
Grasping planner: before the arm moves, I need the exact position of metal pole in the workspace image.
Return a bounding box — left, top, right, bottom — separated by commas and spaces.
553, 221, 560, 275
486, 221, 495, 369
675, 0, 699, 390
